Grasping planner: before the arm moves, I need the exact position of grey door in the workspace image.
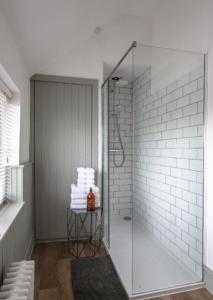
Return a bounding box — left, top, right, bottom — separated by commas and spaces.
33, 76, 98, 240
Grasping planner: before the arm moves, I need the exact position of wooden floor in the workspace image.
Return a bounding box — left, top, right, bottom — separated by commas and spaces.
32, 242, 213, 300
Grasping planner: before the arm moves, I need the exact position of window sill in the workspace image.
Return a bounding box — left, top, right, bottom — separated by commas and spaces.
0, 202, 25, 241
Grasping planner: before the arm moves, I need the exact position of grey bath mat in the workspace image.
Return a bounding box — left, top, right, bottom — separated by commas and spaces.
71, 255, 128, 300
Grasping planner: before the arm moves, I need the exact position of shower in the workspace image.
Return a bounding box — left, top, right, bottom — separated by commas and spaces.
110, 76, 128, 168
102, 41, 205, 298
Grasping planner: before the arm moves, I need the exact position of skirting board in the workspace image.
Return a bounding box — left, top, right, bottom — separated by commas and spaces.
36, 238, 68, 243
204, 265, 213, 294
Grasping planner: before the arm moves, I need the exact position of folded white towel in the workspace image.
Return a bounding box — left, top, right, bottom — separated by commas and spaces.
71, 199, 87, 204
77, 178, 95, 182
77, 177, 95, 182
77, 183, 94, 188
71, 192, 86, 196
74, 183, 86, 189
77, 167, 87, 173
77, 177, 94, 181
77, 167, 95, 175
70, 200, 100, 209
70, 193, 87, 200
77, 179, 95, 184
71, 184, 85, 193
71, 183, 99, 192
77, 180, 95, 185
71, 203, 100, 209
78, 177, 94, 181
78, 173, 95, 178
86, 168, 95, 174
85, 186, 96, 192
71, 190, 87, 195
95, 200, 101, 208
70, 203, 87, 209
95, 199, 100, 205
85, 185, 99, 191
71, 193, 99, 200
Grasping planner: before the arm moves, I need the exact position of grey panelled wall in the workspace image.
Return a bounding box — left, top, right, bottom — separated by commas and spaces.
0, 163, 34, 284
32, 75, 98, 241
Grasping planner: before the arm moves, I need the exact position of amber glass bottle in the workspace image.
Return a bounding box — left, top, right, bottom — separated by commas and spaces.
87, 187, 95, 211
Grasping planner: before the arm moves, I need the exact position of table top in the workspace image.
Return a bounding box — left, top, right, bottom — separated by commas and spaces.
67, 207, 101, 214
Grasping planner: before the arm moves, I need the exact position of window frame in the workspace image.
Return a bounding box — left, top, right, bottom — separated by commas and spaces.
0, 78, 20, 206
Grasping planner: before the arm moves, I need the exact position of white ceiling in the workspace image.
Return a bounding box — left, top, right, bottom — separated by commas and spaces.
0, 0, 213, 77
0, 0, 159, 74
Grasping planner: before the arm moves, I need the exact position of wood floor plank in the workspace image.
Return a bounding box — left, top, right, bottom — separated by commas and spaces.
57, 258, 74, 300
38, 288, 60, 300
32, 244, 42, 300
39, 243, 59, 289
32, 242, 213, 300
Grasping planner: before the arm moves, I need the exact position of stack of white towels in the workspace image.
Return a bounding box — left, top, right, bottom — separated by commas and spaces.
70, 167, 101, 209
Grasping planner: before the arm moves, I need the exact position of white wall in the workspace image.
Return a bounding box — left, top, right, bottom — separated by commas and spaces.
151, 0, 213, 53
133, 45, 204, 94
109, 83, 133, 217
0, 9, 30, 163
133, 66, 204, 277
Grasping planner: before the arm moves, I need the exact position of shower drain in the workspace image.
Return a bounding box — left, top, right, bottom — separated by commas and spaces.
123, 216, 132, 221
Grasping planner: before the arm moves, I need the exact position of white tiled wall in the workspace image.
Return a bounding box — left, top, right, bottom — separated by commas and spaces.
133, 66, 204, 277
109, 82, 133, 216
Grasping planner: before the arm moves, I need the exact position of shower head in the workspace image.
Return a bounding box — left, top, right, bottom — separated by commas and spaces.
112, 76, 121, 81
111, 76, 129, 87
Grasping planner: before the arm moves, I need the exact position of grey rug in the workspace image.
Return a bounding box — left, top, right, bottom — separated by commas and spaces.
71, 255, 129, 300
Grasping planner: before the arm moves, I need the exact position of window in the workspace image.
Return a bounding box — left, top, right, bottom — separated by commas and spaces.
0, 80, 20, 206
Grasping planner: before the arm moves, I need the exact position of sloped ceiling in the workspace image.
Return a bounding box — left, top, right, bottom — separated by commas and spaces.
0, 0, 213, 77
0, 0, 159, 74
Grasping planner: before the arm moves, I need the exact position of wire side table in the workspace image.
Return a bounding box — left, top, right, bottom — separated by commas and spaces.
67, 207, 103, 258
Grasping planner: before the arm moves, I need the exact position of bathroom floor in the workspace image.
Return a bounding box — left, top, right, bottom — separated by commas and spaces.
110, 215, 201, 296
32, 241, 211, 300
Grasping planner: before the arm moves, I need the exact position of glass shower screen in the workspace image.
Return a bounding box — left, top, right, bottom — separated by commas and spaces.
132, 45, 204, 295
102, 42, 205, 297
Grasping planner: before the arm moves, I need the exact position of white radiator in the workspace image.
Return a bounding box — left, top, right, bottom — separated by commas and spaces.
0, 261, 34, 300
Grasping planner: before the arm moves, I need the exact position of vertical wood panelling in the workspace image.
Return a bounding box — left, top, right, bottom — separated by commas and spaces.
85, 85, 92, 167
0, 245, 2, 284
34, 77, 98, 241
92, 83, 98, 172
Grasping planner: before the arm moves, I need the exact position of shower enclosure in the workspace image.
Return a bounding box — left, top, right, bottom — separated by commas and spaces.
102, 42, 205, 298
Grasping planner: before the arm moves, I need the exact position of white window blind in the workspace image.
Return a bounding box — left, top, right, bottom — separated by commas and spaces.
0, 86, 19, 205
0, 90, 8, 204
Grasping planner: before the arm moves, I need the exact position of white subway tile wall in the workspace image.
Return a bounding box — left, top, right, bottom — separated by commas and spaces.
109, 83, 133, 216
133, 66, 204, 277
